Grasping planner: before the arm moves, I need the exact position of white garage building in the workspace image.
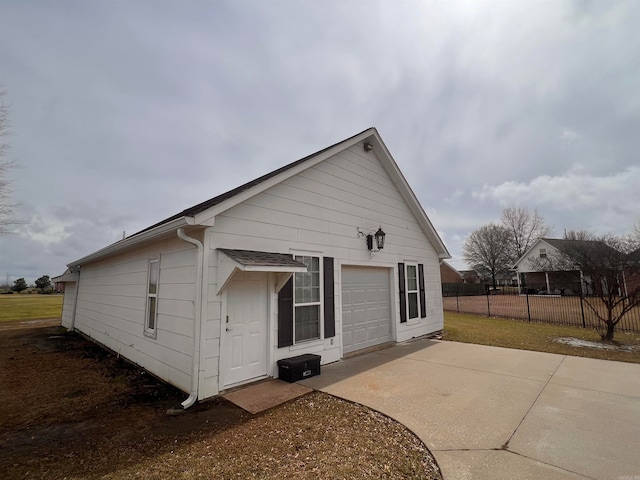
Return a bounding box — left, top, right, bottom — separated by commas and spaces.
57, 128, 450, 407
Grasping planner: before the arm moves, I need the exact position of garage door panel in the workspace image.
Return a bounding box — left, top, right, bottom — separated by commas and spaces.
342, 267, 392, 355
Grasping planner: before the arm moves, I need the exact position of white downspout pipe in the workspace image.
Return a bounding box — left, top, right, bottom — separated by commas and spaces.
69, 267, 81, 331
177, 228, 204, 409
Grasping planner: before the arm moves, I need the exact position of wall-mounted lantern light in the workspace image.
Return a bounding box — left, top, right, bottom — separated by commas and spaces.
358, 226, 386, 257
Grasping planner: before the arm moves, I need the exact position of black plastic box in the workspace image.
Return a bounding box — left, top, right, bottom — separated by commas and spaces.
277, 354, 321, 383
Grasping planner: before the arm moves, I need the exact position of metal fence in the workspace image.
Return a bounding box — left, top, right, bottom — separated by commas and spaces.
442, 283, 640, 334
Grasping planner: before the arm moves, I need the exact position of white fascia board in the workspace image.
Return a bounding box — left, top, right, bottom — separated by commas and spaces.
193, 129, 377, 226
67, 216, 190, 267
244, 265, 308, 273
369, 129, 452, 259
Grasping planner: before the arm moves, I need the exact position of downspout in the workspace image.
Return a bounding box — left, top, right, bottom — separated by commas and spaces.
177, 228, 204, 409
69, 267, 81, 331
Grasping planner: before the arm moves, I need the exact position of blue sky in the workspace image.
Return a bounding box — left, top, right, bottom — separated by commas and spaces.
1, 0, 639, 283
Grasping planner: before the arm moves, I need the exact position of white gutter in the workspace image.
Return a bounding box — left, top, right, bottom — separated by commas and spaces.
176, 227, 204, 409
68, 216, 191, 267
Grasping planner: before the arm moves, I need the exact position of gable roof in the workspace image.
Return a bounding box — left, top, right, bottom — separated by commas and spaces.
133, 128, 372, 237
69, 127, 450, 266
513, 237, 622, 270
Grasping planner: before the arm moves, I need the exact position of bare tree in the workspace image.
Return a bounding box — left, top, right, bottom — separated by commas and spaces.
501, 207, 551, 261
563, 229, 595, 241
463, 223, 513, 289
530, 234, 640, 341
0, 89, 20, 233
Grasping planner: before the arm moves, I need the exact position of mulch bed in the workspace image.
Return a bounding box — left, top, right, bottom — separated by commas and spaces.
0, 320, 441, 479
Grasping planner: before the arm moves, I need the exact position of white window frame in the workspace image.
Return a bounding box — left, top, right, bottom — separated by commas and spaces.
144, 259, 159, 338
539, 248, 547, 259
293, 255, 322, 344
405, 263, 421, 322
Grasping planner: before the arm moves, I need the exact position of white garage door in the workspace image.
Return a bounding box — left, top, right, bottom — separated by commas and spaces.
341, 266, 392, 354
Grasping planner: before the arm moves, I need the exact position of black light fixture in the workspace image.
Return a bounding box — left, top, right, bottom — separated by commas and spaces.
374, 227, 385, 250
358, 226, 386, 256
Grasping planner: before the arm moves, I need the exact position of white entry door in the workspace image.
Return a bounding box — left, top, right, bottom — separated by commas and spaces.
224, 272, 268, 387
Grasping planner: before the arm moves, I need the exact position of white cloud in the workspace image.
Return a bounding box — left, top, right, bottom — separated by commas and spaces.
560, 127, 582, 141
18, 215, 70, 245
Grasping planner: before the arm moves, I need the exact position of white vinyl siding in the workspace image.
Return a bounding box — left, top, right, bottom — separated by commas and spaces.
70, 238, 197, 393
60, 282, 77, 329
207, 143, 443, 355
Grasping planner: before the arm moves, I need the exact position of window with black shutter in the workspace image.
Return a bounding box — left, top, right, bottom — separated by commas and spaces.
399, 262, 426, 322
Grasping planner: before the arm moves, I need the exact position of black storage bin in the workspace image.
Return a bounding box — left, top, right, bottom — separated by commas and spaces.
277, 354, 321, 383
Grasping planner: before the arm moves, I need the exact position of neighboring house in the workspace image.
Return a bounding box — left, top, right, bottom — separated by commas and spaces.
52, 269, 74, 293
494, 272, 517, 287
459, 270, 482, 284
513, 238, 620, 295
625, 248, 640, 295
440, 261, 463, 284
57, 128, 451, 407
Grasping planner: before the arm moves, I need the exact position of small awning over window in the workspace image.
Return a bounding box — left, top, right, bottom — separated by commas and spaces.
217, 249, 308, 294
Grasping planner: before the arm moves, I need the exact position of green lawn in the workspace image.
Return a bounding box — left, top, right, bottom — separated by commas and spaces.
0, 294, 64, 322
444, 311, 640, 364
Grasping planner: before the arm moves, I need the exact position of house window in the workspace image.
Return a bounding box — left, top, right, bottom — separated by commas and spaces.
294, 255, 320, 343
145, 259, 159, 337
539, 248, 547, 259
406, 264, 420, 320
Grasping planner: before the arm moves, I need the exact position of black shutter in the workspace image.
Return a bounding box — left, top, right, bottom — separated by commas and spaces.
278, 276, 294, 348
323, 257, 335, 338
418, 264, 427, 318
398, 263, 407, 323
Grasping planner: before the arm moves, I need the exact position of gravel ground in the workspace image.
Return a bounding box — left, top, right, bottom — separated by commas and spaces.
0, 321, 441, 479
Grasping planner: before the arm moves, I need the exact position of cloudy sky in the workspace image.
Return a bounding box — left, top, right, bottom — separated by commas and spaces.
1, 0, 639, 283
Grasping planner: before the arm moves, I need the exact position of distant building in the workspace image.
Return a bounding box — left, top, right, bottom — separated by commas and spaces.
440, 261, 463, 284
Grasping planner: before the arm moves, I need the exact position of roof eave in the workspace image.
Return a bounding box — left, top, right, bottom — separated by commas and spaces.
368, 129, 451, 259
68, 216, 192, 267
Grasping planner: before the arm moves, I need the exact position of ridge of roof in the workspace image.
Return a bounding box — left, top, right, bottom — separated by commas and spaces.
130, 128, 375, 238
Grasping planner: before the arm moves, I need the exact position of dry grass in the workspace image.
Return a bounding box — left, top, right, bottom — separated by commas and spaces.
443, 294, 640, 333
444, 311, 640, 363
0, 320, 441, 480
0, 294, 63, 322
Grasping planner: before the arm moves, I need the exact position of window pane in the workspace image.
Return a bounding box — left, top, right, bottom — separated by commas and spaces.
408, 292, 418, 319
294, 255, 321, 305
295, 305, 320, 342
407, 265, 417, 291
149, 261, 159, 294
148, 297, 156, 330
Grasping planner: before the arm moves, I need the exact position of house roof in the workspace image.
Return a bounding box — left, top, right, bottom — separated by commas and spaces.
132, 128, 372, 238
218, 249, 306, 268
68, 127, 450, 266
440, 261, 462, 278
627, 248, 640, 263
513, 237, 622, 270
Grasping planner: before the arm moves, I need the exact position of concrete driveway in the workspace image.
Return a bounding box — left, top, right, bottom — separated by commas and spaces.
300, 339, 640, 480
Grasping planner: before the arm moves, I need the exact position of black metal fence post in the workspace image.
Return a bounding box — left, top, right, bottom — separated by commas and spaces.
525, 287, 531, 322
456, 289, 459, 313
579, 290, 586, 328
486, 285, 491, 317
